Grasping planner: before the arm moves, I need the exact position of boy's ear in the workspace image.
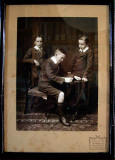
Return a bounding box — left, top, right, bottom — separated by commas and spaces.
55, 52, 57, 56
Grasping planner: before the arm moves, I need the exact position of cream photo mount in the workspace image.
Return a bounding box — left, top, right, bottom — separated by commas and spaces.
1, 1, 114, 157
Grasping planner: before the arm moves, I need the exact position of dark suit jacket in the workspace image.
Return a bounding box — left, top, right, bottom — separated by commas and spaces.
71, 47, 93, 79
39, 58, 65, 84
38, 58, 65, 98
23, 47, 46, 86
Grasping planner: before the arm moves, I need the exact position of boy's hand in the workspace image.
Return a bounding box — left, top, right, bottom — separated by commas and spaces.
74, 76, 81, 81
34, 60, 40, 66
82, 77, 88, 82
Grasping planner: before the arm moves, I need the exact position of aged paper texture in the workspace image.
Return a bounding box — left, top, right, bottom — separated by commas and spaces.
4, 5, 109, 152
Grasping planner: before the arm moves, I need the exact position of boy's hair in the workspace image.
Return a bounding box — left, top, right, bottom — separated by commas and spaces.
36, 35, 43, 40
78, 35, 89, 44
55, 48, 66, 55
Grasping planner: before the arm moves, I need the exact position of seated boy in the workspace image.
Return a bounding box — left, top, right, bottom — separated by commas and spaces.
38, 48, 73, 126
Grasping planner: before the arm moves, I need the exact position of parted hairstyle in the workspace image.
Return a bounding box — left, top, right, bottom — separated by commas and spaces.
78, 34, 89, 45
55, 48, 66, 55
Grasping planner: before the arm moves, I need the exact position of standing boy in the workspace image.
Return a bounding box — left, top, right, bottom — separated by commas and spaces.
23, 35, 46, 87
72, 35, 93, 82
71, 35, 93, 114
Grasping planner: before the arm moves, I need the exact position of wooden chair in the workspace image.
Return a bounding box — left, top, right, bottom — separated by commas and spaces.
24, 87, 47, 114
23, 63, 48, 114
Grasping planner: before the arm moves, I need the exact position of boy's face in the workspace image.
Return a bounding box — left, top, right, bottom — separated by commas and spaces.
78, 39, 86, 50
35, 37, 43, 47
55, 50, 65, 64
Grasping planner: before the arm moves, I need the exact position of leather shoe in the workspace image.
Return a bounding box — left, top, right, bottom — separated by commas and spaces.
60, 116, 70, 126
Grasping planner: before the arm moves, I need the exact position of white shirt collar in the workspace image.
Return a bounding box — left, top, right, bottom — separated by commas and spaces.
51, 56, 57, 64
34, 46, 39, 50
79, 46, 89, 53
34, 46, 42, 51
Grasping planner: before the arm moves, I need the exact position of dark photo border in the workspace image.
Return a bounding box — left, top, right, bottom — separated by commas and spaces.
0, 0, 114, 159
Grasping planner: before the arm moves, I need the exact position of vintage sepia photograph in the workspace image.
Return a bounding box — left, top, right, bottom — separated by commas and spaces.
16, 17, 98, 131
4, 5, 110, 153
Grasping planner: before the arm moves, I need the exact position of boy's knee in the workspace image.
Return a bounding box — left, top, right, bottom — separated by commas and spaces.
58, 92, 64, 103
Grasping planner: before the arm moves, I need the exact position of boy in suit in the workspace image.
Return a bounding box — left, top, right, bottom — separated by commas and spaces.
72, 35, 93, 82
71, 35, 93, 118
23, 35, 47, 87
38, 48, 73, 126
